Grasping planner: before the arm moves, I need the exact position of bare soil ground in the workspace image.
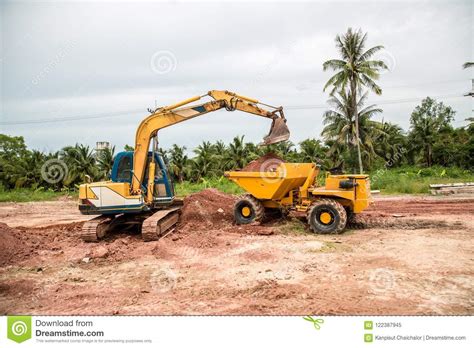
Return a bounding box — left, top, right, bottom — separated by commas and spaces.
0, 190, 473, 315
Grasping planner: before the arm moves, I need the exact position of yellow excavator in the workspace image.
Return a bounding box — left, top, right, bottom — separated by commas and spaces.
78, 90, 290, 242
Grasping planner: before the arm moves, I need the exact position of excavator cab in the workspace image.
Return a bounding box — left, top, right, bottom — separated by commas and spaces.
111, 151, 174, 204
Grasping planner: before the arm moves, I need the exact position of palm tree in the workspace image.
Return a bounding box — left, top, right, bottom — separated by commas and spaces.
298, 139, 327, 166
323, 28, 388, 173
60, 144, 99, 185
225, 136, 250, 170
260, 140, 296, 161
190, 156, 216, 182
168, 144, 188, 183
2, 150, 46, 189
373, 121, 406, 164
191, 141, 217, 180
322, 91, 383, 170
96, 146, 115, 179
463, 62, 474, 69
214, 140, 227, 155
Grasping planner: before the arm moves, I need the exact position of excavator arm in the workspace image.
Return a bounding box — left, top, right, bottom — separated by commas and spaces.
132, 90, 290, 196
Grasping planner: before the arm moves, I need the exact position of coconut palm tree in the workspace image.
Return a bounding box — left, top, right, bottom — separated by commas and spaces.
225, 136, 249, 170
168, 144, 188, 183
323, 28, 388, 173
298, 139, 327, 166
2, 150, 47, 189
373, 121, 406, 164
190, 141, 218, 180
322, 90, 383, 170
214, 140, 226, 155
96, 146, 115, 179
60, 144, 99, 185
190, 156, 216, 182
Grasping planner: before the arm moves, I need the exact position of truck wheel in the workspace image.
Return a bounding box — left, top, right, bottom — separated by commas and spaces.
307, 198, 347, 234
344, 206, 357, 225
234, 194, 264, 224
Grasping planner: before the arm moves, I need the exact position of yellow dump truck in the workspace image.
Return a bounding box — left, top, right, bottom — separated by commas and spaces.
225, 162, 372, 234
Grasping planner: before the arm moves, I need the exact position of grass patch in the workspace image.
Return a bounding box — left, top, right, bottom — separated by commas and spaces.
0, 188, 70, 202
278, 218, 308, 235
369, 166, 474, 194
175, 177, 244, 196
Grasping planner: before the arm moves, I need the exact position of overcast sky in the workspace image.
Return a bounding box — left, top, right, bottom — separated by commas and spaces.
1, 0, 472, 154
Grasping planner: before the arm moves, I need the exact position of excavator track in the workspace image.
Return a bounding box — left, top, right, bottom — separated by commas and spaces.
142, 206, 182, 242
80, 215, 114, 242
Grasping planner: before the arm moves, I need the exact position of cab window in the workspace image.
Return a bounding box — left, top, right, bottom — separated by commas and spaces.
116, 156, 132, 182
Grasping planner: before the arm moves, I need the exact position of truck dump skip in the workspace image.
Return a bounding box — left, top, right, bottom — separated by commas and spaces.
225, 163, 317, 200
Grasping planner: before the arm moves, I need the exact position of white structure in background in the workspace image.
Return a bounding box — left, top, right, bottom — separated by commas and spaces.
96, 141, 110, 151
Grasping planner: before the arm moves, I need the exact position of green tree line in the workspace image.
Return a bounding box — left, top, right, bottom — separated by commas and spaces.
0, 96, 472, 191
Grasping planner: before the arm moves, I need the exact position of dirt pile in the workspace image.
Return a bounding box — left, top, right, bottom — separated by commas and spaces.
174, 188, 275, 247
241, 153, 284, 172
0, 223, 31, 266
179, 188, 236, 229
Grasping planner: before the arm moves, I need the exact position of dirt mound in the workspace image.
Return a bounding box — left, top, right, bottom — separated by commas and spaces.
241, 153, 284, 172
174, 189, 275, 247
175, 189, 236, 247
0, 223, 31, 266
179, 188, 236, 229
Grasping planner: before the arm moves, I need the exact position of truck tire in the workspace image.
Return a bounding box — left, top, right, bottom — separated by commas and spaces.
344, 206, 357, 225
307, 198, 347, 234
234, 194, 264, 224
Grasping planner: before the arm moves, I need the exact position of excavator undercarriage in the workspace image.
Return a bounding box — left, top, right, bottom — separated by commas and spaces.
80, 204, 182, 242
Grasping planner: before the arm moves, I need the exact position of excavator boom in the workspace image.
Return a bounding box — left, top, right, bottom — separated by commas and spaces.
131, 90, 289, 194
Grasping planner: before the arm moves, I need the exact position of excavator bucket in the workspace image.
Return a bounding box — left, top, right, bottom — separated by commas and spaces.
262, 117, 290, 145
